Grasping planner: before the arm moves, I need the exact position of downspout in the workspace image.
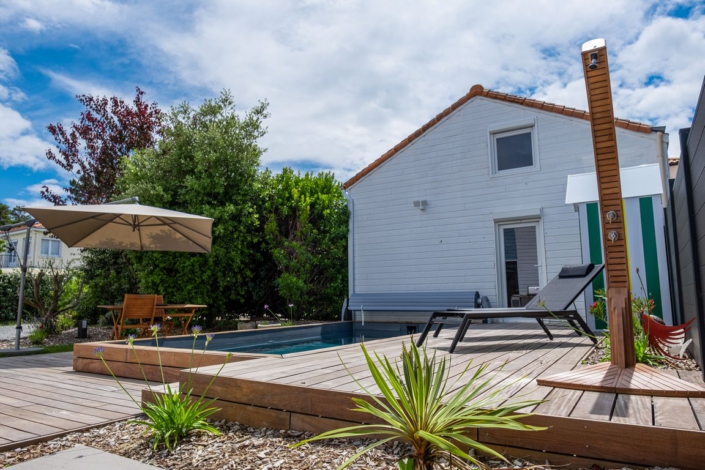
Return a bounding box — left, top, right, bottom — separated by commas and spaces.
342, 189, 355, 319
653, 127, 668, 208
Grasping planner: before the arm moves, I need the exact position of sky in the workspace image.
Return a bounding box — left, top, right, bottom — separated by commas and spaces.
0, 0, 704, 208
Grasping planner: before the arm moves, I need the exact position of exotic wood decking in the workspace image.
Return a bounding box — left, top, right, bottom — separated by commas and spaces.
2, 325, 704, 469
0, 351, 151, 452
169, 323, 705, 470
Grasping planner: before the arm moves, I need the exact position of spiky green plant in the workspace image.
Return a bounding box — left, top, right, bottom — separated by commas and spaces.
94, 326, 232, 450
293, 341, 545, 470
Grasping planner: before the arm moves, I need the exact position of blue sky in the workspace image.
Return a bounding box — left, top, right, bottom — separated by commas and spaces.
1, 0, 704, 207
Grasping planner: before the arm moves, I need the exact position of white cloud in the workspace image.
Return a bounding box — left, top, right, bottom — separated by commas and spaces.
130, 0, 704, 177
0, 84, 26, 102
22, 18, 44, 33
43, 70, 120, 99
0, 0, 126, 32
4, 197, 53, 208
1, 0, 704, 177
0, 103, 51, 170
0, 48, 17, 81
4, 179, 66, 208
25, 179, 64, 197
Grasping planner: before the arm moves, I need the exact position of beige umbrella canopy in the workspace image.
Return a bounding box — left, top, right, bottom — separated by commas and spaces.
23, 203, 213, 253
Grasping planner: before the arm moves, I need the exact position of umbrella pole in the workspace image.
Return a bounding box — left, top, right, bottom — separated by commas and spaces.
2, 220, 36, 351
14, 224, 33, 350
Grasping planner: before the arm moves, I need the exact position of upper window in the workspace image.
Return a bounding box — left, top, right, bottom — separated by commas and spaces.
489, 123, 537, 175
41, 239, 61, 257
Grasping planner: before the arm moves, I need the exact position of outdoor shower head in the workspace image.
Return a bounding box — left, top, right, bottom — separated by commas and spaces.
588, 52, 598, 70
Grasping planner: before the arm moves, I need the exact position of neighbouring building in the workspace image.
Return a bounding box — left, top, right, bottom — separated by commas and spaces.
1, 222, 81, 271
344, 84, 673, 329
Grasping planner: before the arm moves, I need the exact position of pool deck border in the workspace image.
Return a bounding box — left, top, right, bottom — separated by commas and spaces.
145, 322, 705, 470
72, 321, 410, 381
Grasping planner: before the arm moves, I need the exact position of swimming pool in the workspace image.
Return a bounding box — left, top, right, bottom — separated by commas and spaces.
74, 321, 425, 381
147, 321, 420, 355
219, 330, 400, 355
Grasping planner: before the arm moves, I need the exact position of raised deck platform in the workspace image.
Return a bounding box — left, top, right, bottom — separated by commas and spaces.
165, 323, 705, 470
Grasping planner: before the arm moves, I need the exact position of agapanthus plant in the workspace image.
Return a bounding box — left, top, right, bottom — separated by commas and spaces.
94, 325, 231, 449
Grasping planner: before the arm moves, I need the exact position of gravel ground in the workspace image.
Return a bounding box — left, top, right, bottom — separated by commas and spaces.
0, 325, 112, 349
0, 323, 36, 341
583, 338, 701, 371
0, 419, 680, 470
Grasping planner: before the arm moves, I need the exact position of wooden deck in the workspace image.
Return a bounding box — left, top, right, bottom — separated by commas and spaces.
177, 323, 705, 470
0, 352, 150, 452
2, 324, 704, 468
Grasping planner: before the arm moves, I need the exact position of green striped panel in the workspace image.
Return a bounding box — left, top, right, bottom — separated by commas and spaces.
586, 202, 607, 329
639, 197, 663, 319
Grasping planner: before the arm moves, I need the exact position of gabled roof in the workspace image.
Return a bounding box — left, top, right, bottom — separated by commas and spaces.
343, 84, 655, 189
7, 222, 44, 234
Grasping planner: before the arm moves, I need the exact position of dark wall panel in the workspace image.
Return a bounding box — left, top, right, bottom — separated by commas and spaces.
667, 80, 705, 379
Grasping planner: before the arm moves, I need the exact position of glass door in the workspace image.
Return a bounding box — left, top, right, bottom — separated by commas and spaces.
498, 222, 542, 308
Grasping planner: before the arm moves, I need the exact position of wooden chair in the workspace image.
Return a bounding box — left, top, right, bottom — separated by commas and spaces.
116, 294, 157, 338
155, 295, 176, 336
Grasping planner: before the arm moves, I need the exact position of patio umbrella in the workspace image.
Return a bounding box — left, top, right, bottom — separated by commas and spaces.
23, 202, 213, 253
2, 200, 212, 353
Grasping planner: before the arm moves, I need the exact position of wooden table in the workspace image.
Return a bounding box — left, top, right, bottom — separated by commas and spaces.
98, 304, 207, 340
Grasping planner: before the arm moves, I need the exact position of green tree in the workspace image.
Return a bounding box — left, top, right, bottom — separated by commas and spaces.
0, 203, 11, 225
23, 260, 84, 334
0, 204, 28, 257
262, 168, 348, 319
40, 88, 164, 323
120, 91, 269, 320
77, 249, 140, 324
0, 203, 9, 252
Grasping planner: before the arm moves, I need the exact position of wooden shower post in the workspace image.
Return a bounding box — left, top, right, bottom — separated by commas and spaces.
537, 39, 705, 396
580, 39, 636, 368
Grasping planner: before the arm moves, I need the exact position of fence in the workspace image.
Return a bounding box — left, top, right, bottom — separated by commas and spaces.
0, 254, 20, 269
665, 81, 705, 380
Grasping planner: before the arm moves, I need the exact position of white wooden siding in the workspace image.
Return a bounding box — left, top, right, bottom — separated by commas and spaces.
348, 97, 658, 313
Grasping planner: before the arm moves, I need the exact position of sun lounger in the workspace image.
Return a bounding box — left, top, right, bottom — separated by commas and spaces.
416, 264, 604, 353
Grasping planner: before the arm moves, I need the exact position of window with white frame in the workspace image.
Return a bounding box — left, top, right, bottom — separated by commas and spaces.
489, 122, 537, 175
41, 238, 62, 257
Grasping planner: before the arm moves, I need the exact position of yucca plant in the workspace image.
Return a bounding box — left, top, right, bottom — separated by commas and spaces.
293, 341, 545, 469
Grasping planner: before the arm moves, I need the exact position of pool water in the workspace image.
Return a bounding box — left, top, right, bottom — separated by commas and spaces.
145, 322, 422, 356
219, 332, 395, 355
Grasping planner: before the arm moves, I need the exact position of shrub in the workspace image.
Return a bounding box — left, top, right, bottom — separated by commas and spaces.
55, 311, 77, 332
0, 272, 20, 323
28, 328, 47, 345
262, 169, 348, 321
24, 260, 84, 334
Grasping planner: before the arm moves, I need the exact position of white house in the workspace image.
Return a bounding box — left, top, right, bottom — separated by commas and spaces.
343, 85, 671, 327
1, 222, 81, 271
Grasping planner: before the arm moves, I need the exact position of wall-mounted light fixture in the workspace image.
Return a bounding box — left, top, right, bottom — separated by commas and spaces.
413, 200, 428, 211
588, 52, 598, 70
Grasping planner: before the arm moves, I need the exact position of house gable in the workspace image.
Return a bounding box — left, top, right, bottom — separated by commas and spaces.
343, 84, 654, 189
345, 88, 660, 307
